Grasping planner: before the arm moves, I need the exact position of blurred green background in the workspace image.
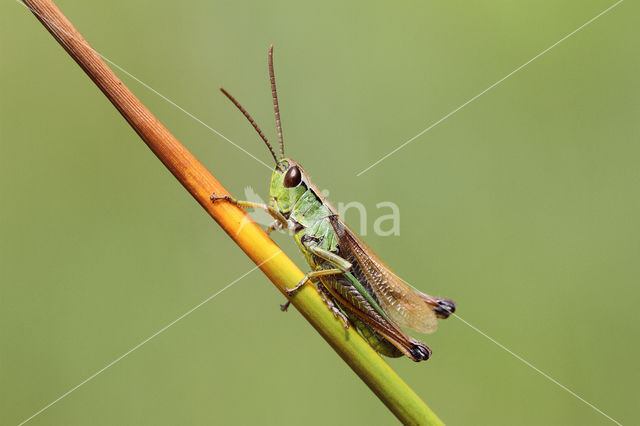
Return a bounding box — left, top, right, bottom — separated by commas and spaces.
1, 0, 637, 424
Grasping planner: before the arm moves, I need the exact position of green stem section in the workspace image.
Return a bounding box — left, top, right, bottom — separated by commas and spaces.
21, 1, 444, 424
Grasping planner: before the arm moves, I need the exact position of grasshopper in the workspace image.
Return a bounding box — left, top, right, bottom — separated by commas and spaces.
211, 46, 455, 361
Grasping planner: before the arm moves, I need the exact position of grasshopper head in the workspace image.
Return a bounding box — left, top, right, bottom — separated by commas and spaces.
269, 158, 307, 214
220, 46, 308, 215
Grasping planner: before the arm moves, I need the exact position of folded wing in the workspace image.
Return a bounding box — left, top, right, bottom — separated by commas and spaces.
329, 216, 438, 334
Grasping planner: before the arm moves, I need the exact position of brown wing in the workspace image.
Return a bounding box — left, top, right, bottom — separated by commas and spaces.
329, 216, 438, 334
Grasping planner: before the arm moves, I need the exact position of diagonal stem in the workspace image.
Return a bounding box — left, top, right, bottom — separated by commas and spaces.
20, 1, 444, 424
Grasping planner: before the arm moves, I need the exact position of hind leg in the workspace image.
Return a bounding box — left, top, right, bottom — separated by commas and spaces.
317, 283, 350, 329
285, 268, 343, 294
278, 282, 350, 329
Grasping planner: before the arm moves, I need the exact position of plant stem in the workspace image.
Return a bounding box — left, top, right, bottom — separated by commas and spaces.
21, 1, 444, 424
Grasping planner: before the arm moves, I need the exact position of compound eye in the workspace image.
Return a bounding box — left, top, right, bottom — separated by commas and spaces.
283, 166, 302, 188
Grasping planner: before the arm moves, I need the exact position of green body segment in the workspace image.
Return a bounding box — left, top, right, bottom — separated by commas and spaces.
285, 182, 390, 322
349, 311, 403, 358
269, 159, 398, 355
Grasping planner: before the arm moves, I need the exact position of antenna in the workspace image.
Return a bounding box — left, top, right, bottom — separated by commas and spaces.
219, 87, 279, 165
268, 45, 285, 159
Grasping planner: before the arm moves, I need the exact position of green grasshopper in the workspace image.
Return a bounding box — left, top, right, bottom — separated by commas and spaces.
211, 46, 455, 361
